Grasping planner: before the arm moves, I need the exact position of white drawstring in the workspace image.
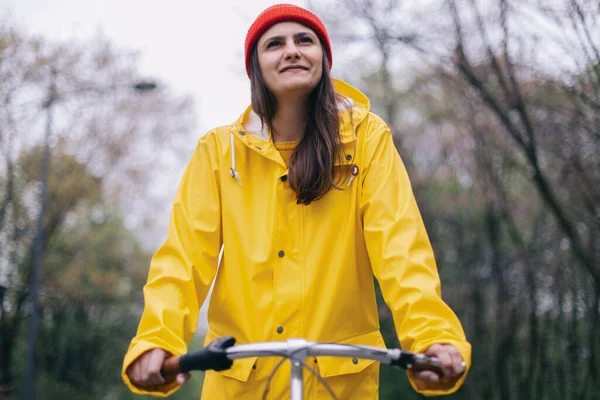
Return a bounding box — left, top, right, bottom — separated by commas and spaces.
230, 132, 242, 186
347, 164, 359, 186
230, 111, 356, 189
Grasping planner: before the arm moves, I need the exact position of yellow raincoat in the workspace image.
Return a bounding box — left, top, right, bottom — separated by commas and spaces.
122, 79, 471, 399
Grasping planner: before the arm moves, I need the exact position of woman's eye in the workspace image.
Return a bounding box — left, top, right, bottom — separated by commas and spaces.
298, 37, 313, 44
267, 41, 282, 48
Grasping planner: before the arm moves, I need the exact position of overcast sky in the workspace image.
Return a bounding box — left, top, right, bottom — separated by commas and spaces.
4, 0, 307, 133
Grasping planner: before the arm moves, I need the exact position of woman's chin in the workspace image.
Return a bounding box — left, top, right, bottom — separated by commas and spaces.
275, 79, 318, 97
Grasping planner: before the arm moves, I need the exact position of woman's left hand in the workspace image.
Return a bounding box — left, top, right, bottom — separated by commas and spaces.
414, 343, 466, 383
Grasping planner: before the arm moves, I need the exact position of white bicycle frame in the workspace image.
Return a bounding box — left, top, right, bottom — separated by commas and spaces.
225, 339, 441, 400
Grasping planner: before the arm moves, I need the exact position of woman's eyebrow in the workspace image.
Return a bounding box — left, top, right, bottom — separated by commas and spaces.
262, 32, 316, 47
293, 32, 314, 39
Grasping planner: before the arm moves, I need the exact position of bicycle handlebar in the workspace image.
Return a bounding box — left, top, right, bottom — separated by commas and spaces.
161, 338, 446, 381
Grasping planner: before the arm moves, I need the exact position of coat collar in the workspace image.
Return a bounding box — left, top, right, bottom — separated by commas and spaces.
227, 78, 370, 182
230, 78, 370, 144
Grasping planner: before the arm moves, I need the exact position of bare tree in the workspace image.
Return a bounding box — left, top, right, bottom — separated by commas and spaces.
314, 0, 600, 398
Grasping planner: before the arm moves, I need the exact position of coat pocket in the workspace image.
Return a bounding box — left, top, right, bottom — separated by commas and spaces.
313, 330, 384, 399
203, 330, 257, 382
315, 329, 386, 377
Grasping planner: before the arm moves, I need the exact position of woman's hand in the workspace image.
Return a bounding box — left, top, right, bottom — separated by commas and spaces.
127, 348, 191, 388
414, 344, 466, 383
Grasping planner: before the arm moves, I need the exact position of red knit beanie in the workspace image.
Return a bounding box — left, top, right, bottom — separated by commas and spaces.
244, 4, 333, 77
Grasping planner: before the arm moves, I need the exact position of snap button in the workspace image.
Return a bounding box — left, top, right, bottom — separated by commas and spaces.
277, 326, 284, 334
238, 130, 245, 135
253, 364, 257, 369
346, 154, 352, 161
278, 250, 285, 257
352, 357, 359, 365
280, 175, 288, 182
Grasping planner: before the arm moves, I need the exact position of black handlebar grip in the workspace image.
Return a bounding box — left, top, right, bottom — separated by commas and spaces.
411, 359, 444, 377
159, 336, 235, 381
392, 352, 445, 377
160, 348, 213, 381
160, 355, 182, 382
178, 348, 213, 372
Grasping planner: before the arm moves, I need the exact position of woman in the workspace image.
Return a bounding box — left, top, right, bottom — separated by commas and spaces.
123, 4, 471, 399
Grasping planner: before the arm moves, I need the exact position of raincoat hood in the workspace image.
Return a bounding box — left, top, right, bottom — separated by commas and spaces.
227, 78, 370, 187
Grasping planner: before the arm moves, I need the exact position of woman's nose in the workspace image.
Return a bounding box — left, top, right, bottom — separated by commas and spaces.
283, 42, 301, 60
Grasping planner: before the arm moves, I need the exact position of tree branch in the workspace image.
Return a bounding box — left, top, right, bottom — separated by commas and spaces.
469, 0, 515, 110
451, 0, 600, 288
571, 0, 600, 86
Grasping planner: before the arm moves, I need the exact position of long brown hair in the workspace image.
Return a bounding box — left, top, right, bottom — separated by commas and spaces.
249, 45, 349, 205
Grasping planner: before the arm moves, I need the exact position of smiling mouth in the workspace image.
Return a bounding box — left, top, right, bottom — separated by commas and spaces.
280, 66, 308, 73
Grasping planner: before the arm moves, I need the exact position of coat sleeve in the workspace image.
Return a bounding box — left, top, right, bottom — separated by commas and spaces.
121, 133, 222, 396
359, 115, 471, 396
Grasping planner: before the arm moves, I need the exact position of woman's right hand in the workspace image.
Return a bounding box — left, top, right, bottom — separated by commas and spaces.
127, 348, 191, 388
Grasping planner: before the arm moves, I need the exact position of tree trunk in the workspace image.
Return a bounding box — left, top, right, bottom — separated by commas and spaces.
0, 328, 16, 400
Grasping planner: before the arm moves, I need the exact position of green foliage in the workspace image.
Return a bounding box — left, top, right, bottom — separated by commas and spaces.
6, 202, 149, 398
5, 153, 206, 399
0, 13, 194, 400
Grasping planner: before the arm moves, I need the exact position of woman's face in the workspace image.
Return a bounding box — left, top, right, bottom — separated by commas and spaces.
256, 21, 324, 100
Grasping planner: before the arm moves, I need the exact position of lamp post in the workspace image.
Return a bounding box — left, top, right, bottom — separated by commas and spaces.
22, 69, 156, 400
